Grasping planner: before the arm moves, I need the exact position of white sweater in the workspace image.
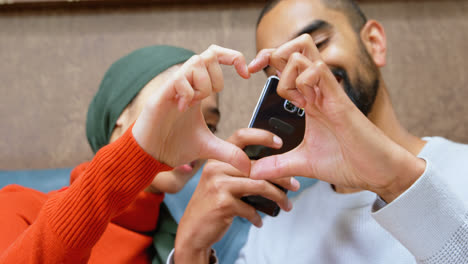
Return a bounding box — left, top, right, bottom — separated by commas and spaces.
236, 137, 468, 264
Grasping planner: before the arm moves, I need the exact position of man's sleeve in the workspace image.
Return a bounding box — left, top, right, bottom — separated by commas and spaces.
372, 159, 468, 263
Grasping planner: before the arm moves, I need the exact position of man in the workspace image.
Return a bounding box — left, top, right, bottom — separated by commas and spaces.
171, 0, 468, 263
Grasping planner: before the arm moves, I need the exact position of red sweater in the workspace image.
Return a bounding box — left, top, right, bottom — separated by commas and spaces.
0, 127, 172, 263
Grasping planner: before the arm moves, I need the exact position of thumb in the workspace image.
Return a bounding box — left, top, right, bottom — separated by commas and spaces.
250, 149, 308, 180
201, 135, 251, 175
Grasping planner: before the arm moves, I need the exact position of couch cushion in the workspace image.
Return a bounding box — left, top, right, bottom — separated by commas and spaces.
0, 168, 72, 193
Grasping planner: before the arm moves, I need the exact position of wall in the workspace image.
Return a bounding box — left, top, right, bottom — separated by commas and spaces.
1, 0, 467, 169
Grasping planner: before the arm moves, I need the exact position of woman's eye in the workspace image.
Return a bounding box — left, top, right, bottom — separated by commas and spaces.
207, 124, 217, 133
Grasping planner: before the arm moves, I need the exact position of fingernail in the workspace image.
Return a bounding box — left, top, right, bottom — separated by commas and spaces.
290, 177, 300, 190
273, 135, 283, 147
287, 200, 293, 211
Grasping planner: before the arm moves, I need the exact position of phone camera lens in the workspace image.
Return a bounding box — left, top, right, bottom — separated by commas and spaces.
297, 108, 305, 117
283, 100, 297, 113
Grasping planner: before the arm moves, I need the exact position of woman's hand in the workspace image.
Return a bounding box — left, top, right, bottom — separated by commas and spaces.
132, 45, 252, 174
174, 128, 300, 264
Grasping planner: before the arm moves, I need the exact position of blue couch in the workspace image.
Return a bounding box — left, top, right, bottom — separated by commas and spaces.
0, 168, 72, 193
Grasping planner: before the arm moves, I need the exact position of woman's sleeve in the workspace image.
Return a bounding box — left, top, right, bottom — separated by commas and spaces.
0, 126, 172, 263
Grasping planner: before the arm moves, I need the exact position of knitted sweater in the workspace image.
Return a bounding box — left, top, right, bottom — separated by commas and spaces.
0, 127, 171, 263
236, 137, 468, 264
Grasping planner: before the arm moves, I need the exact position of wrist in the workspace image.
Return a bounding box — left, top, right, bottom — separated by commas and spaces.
132, 116, 168, 165
374, 156, 426, 203
174, 231, 213, 264
174, 246, 211, 264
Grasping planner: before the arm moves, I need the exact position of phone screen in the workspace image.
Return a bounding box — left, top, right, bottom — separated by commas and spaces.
242, 76, 305, 216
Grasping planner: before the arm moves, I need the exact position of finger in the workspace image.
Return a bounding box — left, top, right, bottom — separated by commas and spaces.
277, 52, 314, 108
270, 34, 321, 73
269, 177, 301, 192
296, 66, 319, 105
248, 48, 274, 74
181, 55, 213, 102
206, 45, 250, 79
296, 60, 344, 102
250, 149, 310, 181
226, 177, 292, 211
172, 73, 195, 112
200, 48, 224, 93
201, 135, 252, 175
233, 199, 263, 227
227, 128, 283, 149
203, 161, 246, 182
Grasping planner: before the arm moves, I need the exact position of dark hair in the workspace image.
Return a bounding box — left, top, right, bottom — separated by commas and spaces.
257, 0, 368, 33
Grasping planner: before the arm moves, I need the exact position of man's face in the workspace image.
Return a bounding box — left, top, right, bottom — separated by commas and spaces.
256, 0, 380, 116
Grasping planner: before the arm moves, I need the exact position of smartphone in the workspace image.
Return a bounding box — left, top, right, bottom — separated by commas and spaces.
241, 76, 305, 216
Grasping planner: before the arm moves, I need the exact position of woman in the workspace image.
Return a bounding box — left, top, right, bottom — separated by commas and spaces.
0, 44, 253, 263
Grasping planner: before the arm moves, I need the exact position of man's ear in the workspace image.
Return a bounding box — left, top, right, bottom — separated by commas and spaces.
360, 20, 387, 67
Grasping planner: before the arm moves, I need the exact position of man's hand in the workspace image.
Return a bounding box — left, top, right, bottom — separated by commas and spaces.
248, 34, 426, 202
174, 128, 300, 264
132, 45, 252, 175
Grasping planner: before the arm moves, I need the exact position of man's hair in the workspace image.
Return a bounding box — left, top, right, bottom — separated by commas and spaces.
257, 0, 368, 33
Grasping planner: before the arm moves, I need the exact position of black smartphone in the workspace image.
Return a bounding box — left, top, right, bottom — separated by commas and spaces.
241, 76, 305, 216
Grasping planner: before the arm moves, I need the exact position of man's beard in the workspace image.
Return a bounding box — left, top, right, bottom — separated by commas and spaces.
330, 45, 380, 116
